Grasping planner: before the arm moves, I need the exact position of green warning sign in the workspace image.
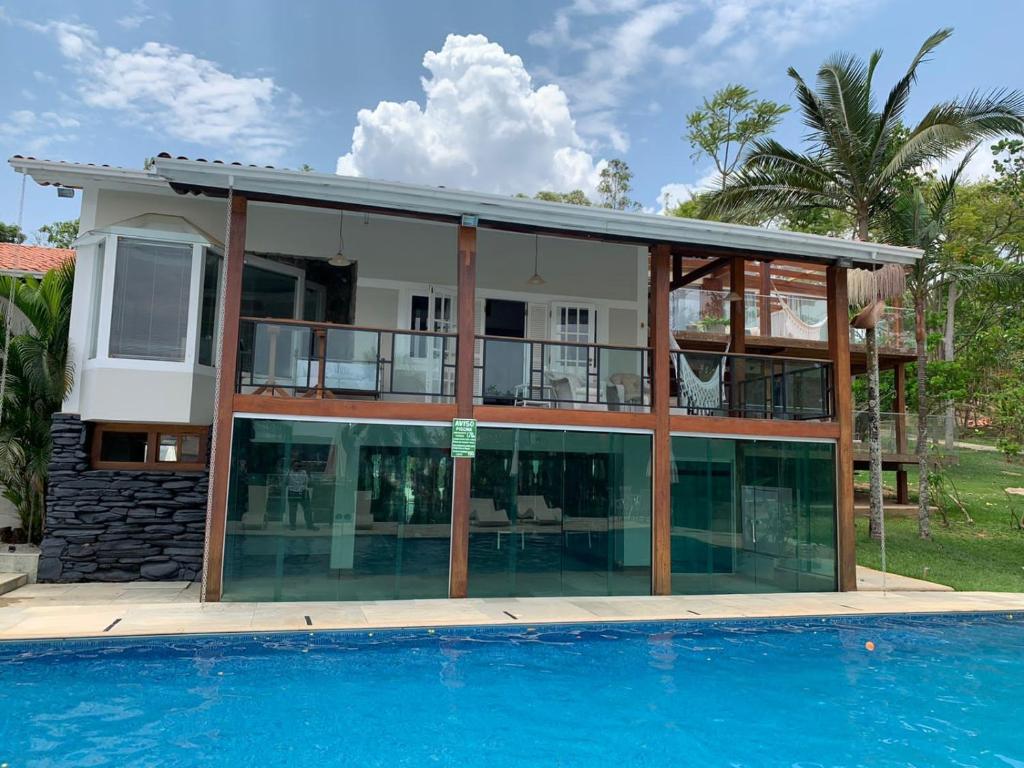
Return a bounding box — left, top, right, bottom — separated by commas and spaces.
451, 418, 477, 458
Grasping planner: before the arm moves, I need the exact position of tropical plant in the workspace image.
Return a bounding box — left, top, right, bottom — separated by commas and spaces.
703, 28, 1024, 539
685, 83, 789, 191
597, 159, 640, 211
0, 262, 75, 542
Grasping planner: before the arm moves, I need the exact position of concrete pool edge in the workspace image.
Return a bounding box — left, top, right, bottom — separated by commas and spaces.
2, 590, 1024, 642
1, 608, 1022, 651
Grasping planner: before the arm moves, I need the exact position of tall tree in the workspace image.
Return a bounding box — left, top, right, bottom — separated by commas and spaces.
686, 83, 789, 191
36, 218, 79, 249
0, 221, 26, 244
704, 28, 1024, 538
597, 159, 640, 211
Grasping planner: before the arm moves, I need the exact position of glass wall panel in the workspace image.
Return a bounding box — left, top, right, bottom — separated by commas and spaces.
670, 436, 836, 594
222, 418, 452, 602
468, 427, 651, 597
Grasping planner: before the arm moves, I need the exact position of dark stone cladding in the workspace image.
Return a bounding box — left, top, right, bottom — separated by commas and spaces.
40, 413, 210, 583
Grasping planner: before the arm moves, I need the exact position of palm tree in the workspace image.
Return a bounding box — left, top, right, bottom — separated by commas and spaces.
0, 262, 75, 542
704, 28, 1024, 539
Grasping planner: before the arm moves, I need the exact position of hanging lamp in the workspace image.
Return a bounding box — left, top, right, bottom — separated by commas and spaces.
329, 212, 351, 267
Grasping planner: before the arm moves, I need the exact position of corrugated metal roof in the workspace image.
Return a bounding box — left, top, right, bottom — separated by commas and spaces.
8, 153, 923, 266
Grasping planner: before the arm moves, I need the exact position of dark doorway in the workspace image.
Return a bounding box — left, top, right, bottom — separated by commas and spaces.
483, 299, 526, 405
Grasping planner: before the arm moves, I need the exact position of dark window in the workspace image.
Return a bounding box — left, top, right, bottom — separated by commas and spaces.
98, 431, 149, 463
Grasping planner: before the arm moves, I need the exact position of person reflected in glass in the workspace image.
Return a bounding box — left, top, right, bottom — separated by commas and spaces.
287, 460, 318, 532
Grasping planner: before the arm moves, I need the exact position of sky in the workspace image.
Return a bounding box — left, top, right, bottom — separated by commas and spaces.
1, 0, 1023, 237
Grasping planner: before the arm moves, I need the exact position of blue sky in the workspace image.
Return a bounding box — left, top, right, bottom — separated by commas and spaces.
2, 0, 1023, 236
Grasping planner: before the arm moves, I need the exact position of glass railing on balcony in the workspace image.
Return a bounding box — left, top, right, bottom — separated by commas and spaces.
474, 335, 650, 411
672, 350, 834, 420
849, 306, 916, 353
672, 287, 830, 342
237, 318, 456, 401
852, 411, 951, 454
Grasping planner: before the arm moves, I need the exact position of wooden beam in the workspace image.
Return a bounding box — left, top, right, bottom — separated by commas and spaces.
203, 194, 247, 602
233, 395, 456, 422
449, 224, 476, 599
474, 405, 654, 431
827, 265, 856, 592
671, 254, 732, 291
651, 244, 672, 596
669, 415, 840, 440
894, 363, 909, 504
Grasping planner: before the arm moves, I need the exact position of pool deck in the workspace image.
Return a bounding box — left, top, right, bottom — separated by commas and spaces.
2, 578, 1022, 641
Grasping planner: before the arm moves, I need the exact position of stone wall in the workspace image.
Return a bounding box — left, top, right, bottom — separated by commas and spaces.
40, 414, 209, 583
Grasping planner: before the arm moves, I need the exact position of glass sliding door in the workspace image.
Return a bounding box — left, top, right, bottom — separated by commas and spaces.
670, 436, 837, 594
467, 427, 651, 597
222, 418, 452, 602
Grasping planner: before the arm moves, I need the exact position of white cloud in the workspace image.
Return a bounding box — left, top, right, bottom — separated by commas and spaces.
530, 0, 869, 149
337, 34, 605, 197
935, 143, 999, 183
0, 108, 79, 154
656, 168, 718, 213
25, 19, 299, 163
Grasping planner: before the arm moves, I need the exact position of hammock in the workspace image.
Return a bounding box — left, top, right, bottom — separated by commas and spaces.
670, 333, 723, 413
770, 284, 827, 340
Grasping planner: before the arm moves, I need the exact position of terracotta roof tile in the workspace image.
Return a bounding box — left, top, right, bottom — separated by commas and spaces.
0, 244, 75, 275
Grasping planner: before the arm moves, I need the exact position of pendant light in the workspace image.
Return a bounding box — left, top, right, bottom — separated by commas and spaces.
329, 212, 351, 267
527, 234, 546, 286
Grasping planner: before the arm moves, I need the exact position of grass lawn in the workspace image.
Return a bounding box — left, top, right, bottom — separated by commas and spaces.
855, 448, 1024, 592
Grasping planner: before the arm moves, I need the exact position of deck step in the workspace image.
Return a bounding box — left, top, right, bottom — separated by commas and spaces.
0, 572, 28, 596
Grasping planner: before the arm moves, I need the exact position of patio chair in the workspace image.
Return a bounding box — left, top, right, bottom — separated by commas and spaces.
516, 495, 562, 524
469, 498, 511, 527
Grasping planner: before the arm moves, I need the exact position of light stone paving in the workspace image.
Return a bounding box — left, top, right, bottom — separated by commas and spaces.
1, 583, 1023, 641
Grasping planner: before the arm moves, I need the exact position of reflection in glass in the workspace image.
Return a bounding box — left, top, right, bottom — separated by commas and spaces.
223, 418, 453, 602
670, 436, 836, 594
468, 427, 651, 597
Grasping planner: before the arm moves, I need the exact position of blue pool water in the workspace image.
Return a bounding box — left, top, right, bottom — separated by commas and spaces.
1, 613, 1022, 767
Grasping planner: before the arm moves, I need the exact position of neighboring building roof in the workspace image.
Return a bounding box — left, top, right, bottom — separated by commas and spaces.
8, 153, 924, 268
0, 243, 75, 276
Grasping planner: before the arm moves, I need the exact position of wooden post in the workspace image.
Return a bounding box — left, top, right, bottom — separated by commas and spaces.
827, 265, 856, 591
650, 244, 672, 596
203, 194, 247, 602
449, 224, 476, 598
894, 363, 909, 504
759, 261, 771, 337
729, 255, 746, 353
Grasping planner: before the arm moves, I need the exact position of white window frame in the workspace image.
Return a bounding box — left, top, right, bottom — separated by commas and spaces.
88, 230, 219, 374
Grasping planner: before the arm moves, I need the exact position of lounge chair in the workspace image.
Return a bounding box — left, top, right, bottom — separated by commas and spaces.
469, 498, 511, 527
516, 495, 563, 524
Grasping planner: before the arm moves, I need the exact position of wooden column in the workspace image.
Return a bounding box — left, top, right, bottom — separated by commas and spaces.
449, 224, 477, 598
759, 261, 772, 337
729, 255, 746, 353
203, 194, 247, 602
650, 244, 672, 595
826, 265, 856, 591
894, 363, 910, 504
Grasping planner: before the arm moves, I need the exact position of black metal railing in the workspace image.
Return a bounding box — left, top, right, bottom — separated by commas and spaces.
237, 318, 456, 401
672, 350, 833, 420
474, 334, 651, 410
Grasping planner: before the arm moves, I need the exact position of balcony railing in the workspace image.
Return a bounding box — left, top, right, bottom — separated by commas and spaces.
474, 335, 650, 411
852, 411, 952, 454
236, 318, 456, 401
672, 350, 834, 420
671, 286, 916, 353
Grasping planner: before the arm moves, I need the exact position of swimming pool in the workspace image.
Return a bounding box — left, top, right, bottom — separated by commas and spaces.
1, 613, 1021, 767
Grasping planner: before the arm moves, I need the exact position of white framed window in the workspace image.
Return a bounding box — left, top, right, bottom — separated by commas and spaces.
109, 238, 194, 362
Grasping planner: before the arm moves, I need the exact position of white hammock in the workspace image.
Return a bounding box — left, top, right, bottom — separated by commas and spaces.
670, 333, 723, 412
771, 286, 827, 341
